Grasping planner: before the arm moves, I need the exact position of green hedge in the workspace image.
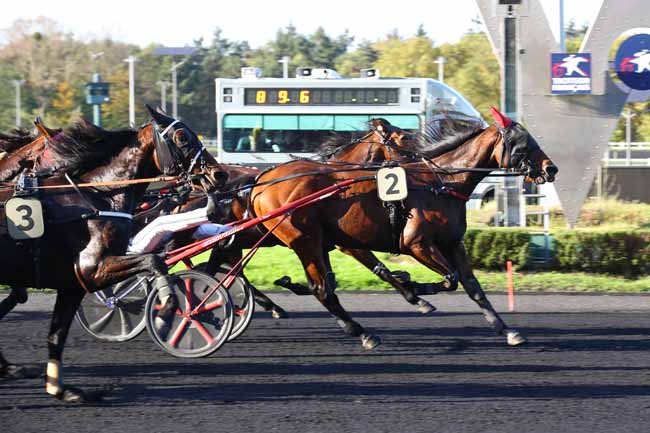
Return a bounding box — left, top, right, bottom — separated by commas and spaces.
464, 229, 531, 271
463, 229, 650, 276
554, 230, 650, 276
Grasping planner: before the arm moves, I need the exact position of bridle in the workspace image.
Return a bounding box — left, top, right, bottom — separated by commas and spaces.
152, 119, 207, 178
495, 122, 539, 177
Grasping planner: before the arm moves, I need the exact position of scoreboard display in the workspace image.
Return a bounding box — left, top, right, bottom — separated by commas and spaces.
244, 88, 399, 106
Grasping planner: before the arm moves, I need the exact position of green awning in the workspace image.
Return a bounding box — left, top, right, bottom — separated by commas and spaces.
299, 115, 335, 130
334, 115, 370, 131
223, 114, 262, 128
263, 115, 298, 130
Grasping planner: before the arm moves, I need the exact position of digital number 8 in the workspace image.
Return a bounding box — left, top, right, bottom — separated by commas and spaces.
255, 90, 266, 104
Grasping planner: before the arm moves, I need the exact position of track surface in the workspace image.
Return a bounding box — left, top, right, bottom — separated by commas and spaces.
1, 292, 650, 433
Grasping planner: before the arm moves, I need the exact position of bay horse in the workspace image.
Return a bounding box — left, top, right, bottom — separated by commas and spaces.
249, 108, 557, 349
166, 130, 442, 320
0, 106, 217, 402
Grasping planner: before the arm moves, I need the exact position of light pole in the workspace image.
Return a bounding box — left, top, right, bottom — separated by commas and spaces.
559, 0, 565, 51
152, 47, 197, 119
12, 79, 25, 128
156, 80, 171, 112
124, 56, 137, 127
90, 52, 105, 126
434, 56, 446, 82
170, 59, 187, 119
278, 56, 290, 78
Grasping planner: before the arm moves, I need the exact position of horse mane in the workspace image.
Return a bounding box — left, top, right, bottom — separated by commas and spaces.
317, 133, 355, 160
0, 128, 37, 153
416, 111, 486, 159
48, 118, 137, 173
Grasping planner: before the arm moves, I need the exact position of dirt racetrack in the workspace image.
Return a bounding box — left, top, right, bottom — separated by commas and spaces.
1, 292, 649, 433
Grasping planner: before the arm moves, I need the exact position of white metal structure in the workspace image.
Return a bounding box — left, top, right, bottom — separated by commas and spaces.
214, 70, 482, 167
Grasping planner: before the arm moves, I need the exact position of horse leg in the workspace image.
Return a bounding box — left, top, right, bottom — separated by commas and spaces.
45, 286, 111, 402
78, 253, 179, 341
448, 241, 526, 346
205, 249, 289, 319
337, 247, 436, 314
0, 287, 36, 379
293, 241, 381, 349
406, 241, 460, 293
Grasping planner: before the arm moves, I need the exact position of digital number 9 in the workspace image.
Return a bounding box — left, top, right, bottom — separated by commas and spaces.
299, 90, 310, 104
255, 90, 266, 104
278, 90, 289, 104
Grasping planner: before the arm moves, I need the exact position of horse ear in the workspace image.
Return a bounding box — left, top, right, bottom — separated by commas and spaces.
33, 116, 53, 139
369, 118, 392, 136
145, 104, 174, 126
489, 106, 513, 129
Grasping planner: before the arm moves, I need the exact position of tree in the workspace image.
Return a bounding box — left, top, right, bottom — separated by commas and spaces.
335, 40, 379, 77
439, 32, 500, 119
373, 34, 437, 77
51, 81, 79, 124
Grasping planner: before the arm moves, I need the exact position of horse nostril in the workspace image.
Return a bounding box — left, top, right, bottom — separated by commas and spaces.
545, 165, 558, 177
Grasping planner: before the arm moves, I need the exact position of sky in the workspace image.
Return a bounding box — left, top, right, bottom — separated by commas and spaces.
0, 0, 602, 48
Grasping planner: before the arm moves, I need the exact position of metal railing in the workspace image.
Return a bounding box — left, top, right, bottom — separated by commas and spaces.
605, 141, 650, 166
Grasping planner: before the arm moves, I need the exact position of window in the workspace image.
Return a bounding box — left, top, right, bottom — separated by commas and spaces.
222, 114, 420, 153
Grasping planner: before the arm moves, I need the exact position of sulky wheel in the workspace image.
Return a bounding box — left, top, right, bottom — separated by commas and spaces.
75, 274, 150, 342
145, 270, 234, 358
214, 266, 255, 341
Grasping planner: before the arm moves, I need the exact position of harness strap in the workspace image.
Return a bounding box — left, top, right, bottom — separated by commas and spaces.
65, 173, 99, 213
186, 144, 206, 175
74, 260, 95, 293
94, 211, 133, 220
159, 120, 181, 138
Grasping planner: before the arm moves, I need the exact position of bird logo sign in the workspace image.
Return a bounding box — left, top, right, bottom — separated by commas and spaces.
551, 52, 592, 95
616, 33, 650, 91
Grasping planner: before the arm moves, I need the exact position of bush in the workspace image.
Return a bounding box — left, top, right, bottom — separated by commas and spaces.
554, 230, 650, 276
464, 229, 531, 271
462, 229, 650, 277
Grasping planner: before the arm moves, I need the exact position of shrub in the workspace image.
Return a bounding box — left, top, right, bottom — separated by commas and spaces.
554, 230, 650, 276
464, 229, 531, 271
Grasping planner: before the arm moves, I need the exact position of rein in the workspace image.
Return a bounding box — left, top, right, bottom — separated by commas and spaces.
215, 160, 522, 200
0, 175, 181, 193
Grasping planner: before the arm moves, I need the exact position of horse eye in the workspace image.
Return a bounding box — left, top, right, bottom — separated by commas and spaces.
174, 130, 189, 145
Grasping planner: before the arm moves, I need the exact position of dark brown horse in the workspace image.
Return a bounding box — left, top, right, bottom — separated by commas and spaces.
0, 106, 214, 402
249, 108, 557, 349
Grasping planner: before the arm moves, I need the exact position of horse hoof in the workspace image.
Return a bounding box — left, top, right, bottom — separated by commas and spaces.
417, 300, 436, 314
56, 384, 113, 403
505, 329, 527, 346
154, 317, 171, 340
271, 308, 289, 319
360, 333, 381, 350
1, 364, 40, 380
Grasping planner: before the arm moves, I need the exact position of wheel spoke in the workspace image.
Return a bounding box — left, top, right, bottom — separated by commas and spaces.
168, 317, 190, 347
194, 297, 224, 314
191, 319, 215, 345
88, 309, 115, 333
118, 308, 132, 336
184, 278, 193, 311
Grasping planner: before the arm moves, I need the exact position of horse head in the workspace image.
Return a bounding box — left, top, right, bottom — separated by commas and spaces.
489, 107, 558, 184
145, 105, 227, 190
361, 118, 418, 162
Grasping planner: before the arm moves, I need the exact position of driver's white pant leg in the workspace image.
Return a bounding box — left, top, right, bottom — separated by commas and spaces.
128, 207, 210, 254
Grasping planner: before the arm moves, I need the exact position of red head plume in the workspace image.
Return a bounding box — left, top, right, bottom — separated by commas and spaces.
489, 106, 513, 129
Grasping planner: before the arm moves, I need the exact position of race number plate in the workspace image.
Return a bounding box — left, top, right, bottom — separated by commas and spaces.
6, 197, 45, 240
377, 166, 408, 202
